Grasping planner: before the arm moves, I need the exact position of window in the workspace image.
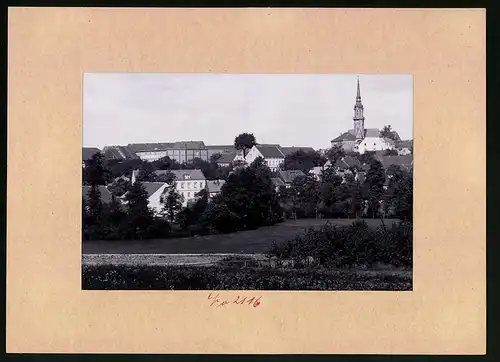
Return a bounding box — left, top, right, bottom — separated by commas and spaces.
193, 183, 197, 189
181, 182, 184, 189
373, 143, 376, 146
188, 192, 191, 197
200, 182, 203, 188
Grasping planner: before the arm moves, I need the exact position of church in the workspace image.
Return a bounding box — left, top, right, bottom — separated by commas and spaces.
331, 78, 397, 154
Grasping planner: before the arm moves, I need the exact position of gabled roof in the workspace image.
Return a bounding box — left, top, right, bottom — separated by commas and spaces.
375, 155, 413, 169
216, 152, 237, 164
141, 182, 166, 198
255, 145, 285, 159
343, 156, 362, 168
279, 169, 305, 183
82, 147, 101, 161
172, 141, 206, 149
364, 128, 381, 138
280, 146, 316, 156
206, 179, 225, 193
271, 178, 285, 188
102, 146, 139, 160
127, 143, 174, 152
82, 185, 113, 204
332, 132, 357, 142
170, 169, 206, 181
206, 145, 236, 151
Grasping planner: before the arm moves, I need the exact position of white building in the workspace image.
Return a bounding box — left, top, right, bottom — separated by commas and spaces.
356, 130, 395, 154
154, 169, 207, 207
244, 145, 285, 172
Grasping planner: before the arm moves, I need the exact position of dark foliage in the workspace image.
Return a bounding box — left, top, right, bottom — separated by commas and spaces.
266, 219, 412, 269
82, 264, 411, 290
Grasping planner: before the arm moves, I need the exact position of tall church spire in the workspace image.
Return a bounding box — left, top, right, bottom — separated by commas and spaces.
356, 76, 361, 100
353, 77, 365, 140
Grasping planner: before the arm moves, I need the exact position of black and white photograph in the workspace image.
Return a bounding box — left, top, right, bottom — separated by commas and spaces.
81, 73, 413, 291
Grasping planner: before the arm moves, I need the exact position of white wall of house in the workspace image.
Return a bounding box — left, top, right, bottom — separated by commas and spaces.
357, 137, 394, 154
245, 146, 284, 171
175, 178, 206, 207
244, 146, 262, 165
397, 147, 412, 155
266, 157, 284, 172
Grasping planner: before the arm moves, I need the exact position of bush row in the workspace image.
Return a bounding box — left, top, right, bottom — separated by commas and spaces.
82, 264, 412, 291
266, 219, 412, 269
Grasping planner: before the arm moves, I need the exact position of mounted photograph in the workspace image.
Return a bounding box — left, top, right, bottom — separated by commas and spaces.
81, 73, 413, 291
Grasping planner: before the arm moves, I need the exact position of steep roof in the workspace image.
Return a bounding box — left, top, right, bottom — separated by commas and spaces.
172, 141, 206, 149
141, 182, 166, 197
332, 132, 356, 142
82, 185, 113, 204
170, 169, 206, 181
216, 152, 237, 164
82, 147, 101, 161
376, 155, 413, 169
206, 145, 236, 151
271, 178, 285, 188
206, 179, 226, 194
102, 146, 139, 160
279, 169, 305, 184
342, 156, 362, 169
255, 145, 285, 159
280, 146, 316, 156
127, 143, 174, 152
364, 128, 381, 138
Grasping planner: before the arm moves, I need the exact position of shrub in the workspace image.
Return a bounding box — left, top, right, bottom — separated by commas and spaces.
266, 219, 412, 269
82, 264, 412, 291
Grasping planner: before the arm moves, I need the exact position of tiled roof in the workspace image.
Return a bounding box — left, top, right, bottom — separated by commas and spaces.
364, 128, 381, 138
280, 146, 316, 155
170, 169, 206, 181
172, 141, 206, 149
206, 145, 236, 152
82, 185, 113, 204
82, 147, 101, 161
206, 179, 226, 193
102, 146, 139, 160
332, 132, 356, 142
128, 143, 174, 152
141, 182, 166, 198
376, 155, 413, 169
279, 170, 305, 184
255, 145, 285, 159
216, 152, 237, 164
271, 178, 285, 188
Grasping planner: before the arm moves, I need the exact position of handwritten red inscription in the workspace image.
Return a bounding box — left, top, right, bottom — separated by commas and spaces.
208, 293, 262, 308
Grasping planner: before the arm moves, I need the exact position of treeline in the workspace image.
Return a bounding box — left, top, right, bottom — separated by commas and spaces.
279, 156, 413, 221
82, 153, 284, 241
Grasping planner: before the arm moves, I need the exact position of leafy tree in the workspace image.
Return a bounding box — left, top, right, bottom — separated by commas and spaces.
363, 159, 386, 218
152, 156, 180, 170
384, 149, 398, 156
209, 153, 223, 163
380, 125, 400, 141
385, 166, 413, 220
234, 133, 257, 158
136, 162, 158, 182
184, 157, 218, 180
290, 174, 320, 218
83, 152, 111, 185
326, 144, 346, 164
283, 150, 327, 173
124, 181, 154, 239
107, 178, 130, 198
105, 158, 144, 179
160, 176, 184, 224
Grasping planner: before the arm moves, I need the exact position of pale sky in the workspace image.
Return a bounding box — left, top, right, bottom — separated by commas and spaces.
83, 73, 413, 150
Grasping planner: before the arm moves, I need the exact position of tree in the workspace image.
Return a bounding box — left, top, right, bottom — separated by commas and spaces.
384, 149, 398, 156
234, 133, 257, 158
107, 178, 130, 198
385, 166, 413, 220
363, 159, 386, 218
290, 174, 320, 218
152, 156, 180, 170
105, 158, 144, 179
136, 162, 158, 182
326, 144, 346, 164
318, 167, 344, 217
124, 182, 154, 239
160, 175, 184, 224
283, 150, 326, 173
83, 152, 111, 185
209, 153, 223, 164
380, 125, 400, 141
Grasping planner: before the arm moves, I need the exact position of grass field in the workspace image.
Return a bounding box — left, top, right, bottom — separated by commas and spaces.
82, 218, 399, 255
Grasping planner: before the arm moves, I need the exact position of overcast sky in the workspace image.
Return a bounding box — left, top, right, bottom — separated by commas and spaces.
83, 73, 413, 150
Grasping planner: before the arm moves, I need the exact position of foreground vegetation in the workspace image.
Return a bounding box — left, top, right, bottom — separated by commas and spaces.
82, 264, 411, 291
82, 220, 412, 290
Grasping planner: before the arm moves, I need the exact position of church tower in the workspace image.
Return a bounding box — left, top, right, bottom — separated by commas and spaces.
353, 77, 365, 140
